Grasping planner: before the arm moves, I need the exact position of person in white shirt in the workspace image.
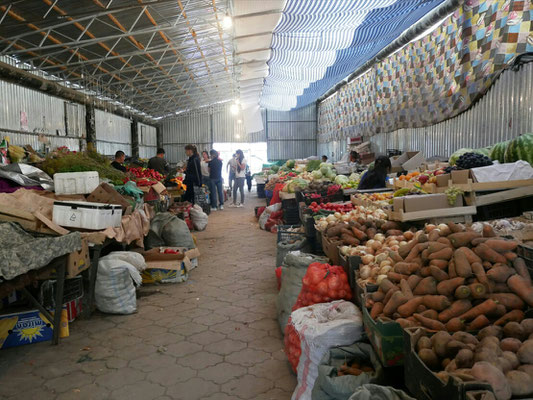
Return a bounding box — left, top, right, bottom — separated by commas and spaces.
201, 151, 210, 186
232, 149, 246, 207
226, 154, 237, 191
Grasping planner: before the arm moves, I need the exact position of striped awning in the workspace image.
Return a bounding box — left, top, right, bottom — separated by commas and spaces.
260, 0, 446, 110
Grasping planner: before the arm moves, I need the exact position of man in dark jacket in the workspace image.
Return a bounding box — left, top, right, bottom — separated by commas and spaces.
148, 148, 170, 176
111, 151, 127, 172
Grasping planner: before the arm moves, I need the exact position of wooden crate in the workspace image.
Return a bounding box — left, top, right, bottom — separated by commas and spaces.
387, 205, 477, 223
0, 205, 67, 235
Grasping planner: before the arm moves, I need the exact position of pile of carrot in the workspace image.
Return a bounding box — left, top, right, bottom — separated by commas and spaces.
365, 222, 533, 333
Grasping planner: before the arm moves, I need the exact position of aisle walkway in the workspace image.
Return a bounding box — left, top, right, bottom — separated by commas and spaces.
0, 195, 296, 399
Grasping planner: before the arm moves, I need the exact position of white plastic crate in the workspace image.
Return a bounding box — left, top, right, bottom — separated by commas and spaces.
53, 171, 99, 195
53, 201, 122, 230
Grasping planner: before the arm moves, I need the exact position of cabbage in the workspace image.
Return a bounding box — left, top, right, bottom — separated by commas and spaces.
286, 159, 296, 169
270, 165, 279, 173
312, 170, 323, 179
320, 162, 329, 168
320, 165, 331, 175
334, 175, 349, 185
287, 178, 309, 193
349, 172, 360, 181
326, 169, 336, 179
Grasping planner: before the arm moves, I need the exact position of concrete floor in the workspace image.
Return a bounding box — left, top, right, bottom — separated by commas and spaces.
0, 194, 296, 400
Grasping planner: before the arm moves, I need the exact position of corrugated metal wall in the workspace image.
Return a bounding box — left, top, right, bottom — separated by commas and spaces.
0, 77, 85, 151
161, 103, 317, 163
342, 62, 533, 159
138, 122, 157, 159
267, 104, 317, 160
318, 140, 346, 162
95, 109, 132, 156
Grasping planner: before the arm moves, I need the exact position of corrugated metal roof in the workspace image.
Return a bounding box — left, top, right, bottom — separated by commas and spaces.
0, 0, 236, 118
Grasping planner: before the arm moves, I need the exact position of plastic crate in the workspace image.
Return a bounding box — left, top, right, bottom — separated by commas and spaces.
277, 225, 305, 243
474, 197, 533, 221
354, 282, 377, 308
339, 253, 361, 290
403, 328, 493, 400
303, 192, 344, 206
257, 183, 266, 198
53, 200, 122, 230
40, 276, 84, 309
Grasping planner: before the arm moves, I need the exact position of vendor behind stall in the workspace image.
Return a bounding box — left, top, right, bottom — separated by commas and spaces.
111, 151, 127, 172
148, 148, 170, 176
357, 156, 392, 190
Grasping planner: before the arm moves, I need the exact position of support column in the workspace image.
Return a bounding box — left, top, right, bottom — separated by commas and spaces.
85, 103, 96, 151
156, 125, 162, 150
131, 119, 139, 159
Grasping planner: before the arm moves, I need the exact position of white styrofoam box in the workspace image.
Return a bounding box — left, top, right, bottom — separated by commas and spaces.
53, 201, 122, 230
53, 171, 99, 195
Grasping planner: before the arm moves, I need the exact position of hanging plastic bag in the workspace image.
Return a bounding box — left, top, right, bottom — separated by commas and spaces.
190, 204, 208, 231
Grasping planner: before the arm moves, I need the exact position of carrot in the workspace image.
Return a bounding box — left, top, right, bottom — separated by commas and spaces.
489, 282, 511, 293
469, 283, 487, 299
482, 261, 492, 270
420, 267, 431, 277
490, 304, 506, 318
471, 262, 489, 288
420, 309, 439, 320
422, 295, 451, 311
399, 240, 417, 259
397, 296, 424, 318
461, 247, 482, 264
383, 287, 399, 305
350, 226, 367, 241
400, 279, 414, 299
484, 239, 518, 253
455, 285, 471, 299
406, 242, 430, 262
504, 252, 517, 262
482, 224, 496, 238
437, 237, 453, 246
397, 318, 418, 329
454, 248, 473, 278
513, 258, 531, 286
438, 299, 472, 323
467, 315, 490, 331
413, 277, 438, 295
387, 271, 409, 283
446, 317, 465, 332
394, 262, 420, 275
494, 309, 525, 326
489, 293, 525, 310
428, 247, 454, 261
448, 232, 480, 248
428, 230, 440, 242
416, 304, 427, 313
414, 313, 446, 330
370, 302, 384, 319
407, 275, 422, 291
383, 291, 408, 316
486, 266, 515, 283
508, 274, 533, 307
428, 242, 452, 254
474, 244, 507, 264
429, 259, 448, 270
458, 299, 498, 321
437, 277, 465, 296
429, 265, 449, 282
389, 250, 403, 263
379, 278, 395, 293
447, 222, 465, 233
421, 249, 430, 262
448, 260, 457, 278
371, 291, 385, 302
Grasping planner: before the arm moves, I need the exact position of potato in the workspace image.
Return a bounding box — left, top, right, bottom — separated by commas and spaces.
517, 340, 533, 364
432, 331, 452, 358
506, 370, 533, 397
445, 359, 457, 372
455, 348, 474, 368
441, 358, 452, 369
416, 336, 432, 352
503, 321, 526, 341
447, 340, 466, 358
419, 348, 440, 371
495, 356, 513, 374
474, 349, 499, 364
477, 325, 503, 341
518, 364, 533, 379
500, 337, 521, 353
471, 362, 512, 400
522, 319, 533, 335
501, 351, 519, 370
452, 331, 479, 346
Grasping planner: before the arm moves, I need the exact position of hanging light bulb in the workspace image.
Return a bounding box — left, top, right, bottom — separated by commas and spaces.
222, 14, 233, 29
237, 119, 242, 124
230, 103, 239, 115
235, 134, 241, 139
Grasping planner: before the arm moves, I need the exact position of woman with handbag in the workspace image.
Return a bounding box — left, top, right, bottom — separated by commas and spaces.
183, 144, 202, 204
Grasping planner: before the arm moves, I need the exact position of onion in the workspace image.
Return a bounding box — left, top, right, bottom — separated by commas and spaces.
359, 265, 371, 279
375, 253, 388, 264
339, 246, 350, 256
380, 260, 392, 268
374, 233, 385, 243
388, 240, 399, 246
404, 231, 414, 241
371, 241, 382, 251
366, 239, 375, 248
425, 224, 436, 232
399, 241, 407, 246
390, 245, 400, 251
376, 274, 388, 285
380, 265, 392, 275
334, 212, 342, 219
438, 223, 448, 231
361, 254, 374, 265
365, 247, 375, 255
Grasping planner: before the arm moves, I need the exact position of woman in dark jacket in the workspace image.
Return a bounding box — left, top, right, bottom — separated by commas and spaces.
183, 144, 202, 203
357, 156, 392, 190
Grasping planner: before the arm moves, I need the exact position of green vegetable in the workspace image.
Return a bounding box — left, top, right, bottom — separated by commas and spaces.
489, 140, 510, 163
306, 159, 321, 172
504, 133, 533, 165
286, 159, 296, 169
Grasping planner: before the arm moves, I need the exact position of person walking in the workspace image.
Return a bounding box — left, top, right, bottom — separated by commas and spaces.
226, 154, 237, 192
245, 164, 252, 192
201, 150, 210, 186
183, 144, 202, 204
208, 149, 224, 211
232, 149, 246, 207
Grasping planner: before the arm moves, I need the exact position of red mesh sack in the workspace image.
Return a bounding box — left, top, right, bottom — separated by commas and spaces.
275, 266, 282, 291
256, 206, 266, 219
292, 262, 352, 311
270, 183, 285, 205
284, 317, 301, 373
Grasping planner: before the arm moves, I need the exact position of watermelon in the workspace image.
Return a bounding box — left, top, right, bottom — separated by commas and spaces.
504, 133, 533, 165
449, 148, 474, 166
489, 141, 510, 163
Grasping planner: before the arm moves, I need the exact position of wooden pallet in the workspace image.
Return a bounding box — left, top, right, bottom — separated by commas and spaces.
392, 177, 533, 194
474, 185, 533, 206
0, 205, 67, 235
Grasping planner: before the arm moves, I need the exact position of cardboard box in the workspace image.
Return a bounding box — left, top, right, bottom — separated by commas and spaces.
451, 170, 470, 184
392, 197, 404, 212
0, 309, 53, 349
402, 194, 463, 213
86, 183, 130, 211
67, 238, 90, 278
402, 151, 426, 172
436, 174, 450, 187
142, 248, 192, 271
142, 266, 188, 284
